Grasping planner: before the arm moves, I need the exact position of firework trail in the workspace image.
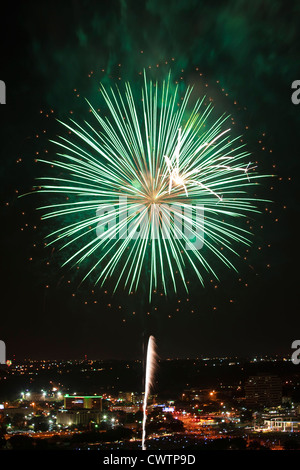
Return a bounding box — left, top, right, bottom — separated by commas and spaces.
142, 335, 157, 450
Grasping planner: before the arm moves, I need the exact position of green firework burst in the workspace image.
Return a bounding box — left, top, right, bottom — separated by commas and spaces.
33, 72, 267, 300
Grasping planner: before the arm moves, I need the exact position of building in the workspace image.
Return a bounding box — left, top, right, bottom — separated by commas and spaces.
64, 395, 102, 411
118, 391, 152, 405
0, 406, 31, 418
245, 375, 282, 407
254, 416, 300, 432
263, 417, 300, 432
57, 409, 103, 426
118, 392, 137, 404
57, 394, 104, 427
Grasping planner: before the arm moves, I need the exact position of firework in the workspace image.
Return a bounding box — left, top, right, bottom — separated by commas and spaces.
142, 335, 157, 450
34, 71, 266, 299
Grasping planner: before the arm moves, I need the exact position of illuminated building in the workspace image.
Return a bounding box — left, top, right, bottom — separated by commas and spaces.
118, 392, 136, 403
58, 394, 103, 426
118, 391, 153, 405
57, 409, 103, 426
254, 414, 300, 432
64, 394, 102, 411
245, 375, 282, 407
263, 417, 300, 432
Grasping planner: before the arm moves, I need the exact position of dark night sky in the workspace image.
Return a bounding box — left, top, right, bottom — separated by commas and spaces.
0, 0, 299, 361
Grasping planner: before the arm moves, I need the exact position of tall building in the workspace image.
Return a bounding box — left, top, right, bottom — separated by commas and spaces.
64, 394, 102, 411
245, 375, 282, 407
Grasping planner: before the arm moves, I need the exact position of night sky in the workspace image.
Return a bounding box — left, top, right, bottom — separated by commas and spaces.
0, 0, 299, 361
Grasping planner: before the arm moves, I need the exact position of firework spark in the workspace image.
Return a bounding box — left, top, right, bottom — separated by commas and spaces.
33, 71, 267, 298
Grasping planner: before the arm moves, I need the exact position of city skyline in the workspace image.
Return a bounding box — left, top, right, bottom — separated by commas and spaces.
1, 355, 300, 451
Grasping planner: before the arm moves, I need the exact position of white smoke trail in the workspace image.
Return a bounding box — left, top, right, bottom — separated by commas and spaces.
142, 335, 157, 450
